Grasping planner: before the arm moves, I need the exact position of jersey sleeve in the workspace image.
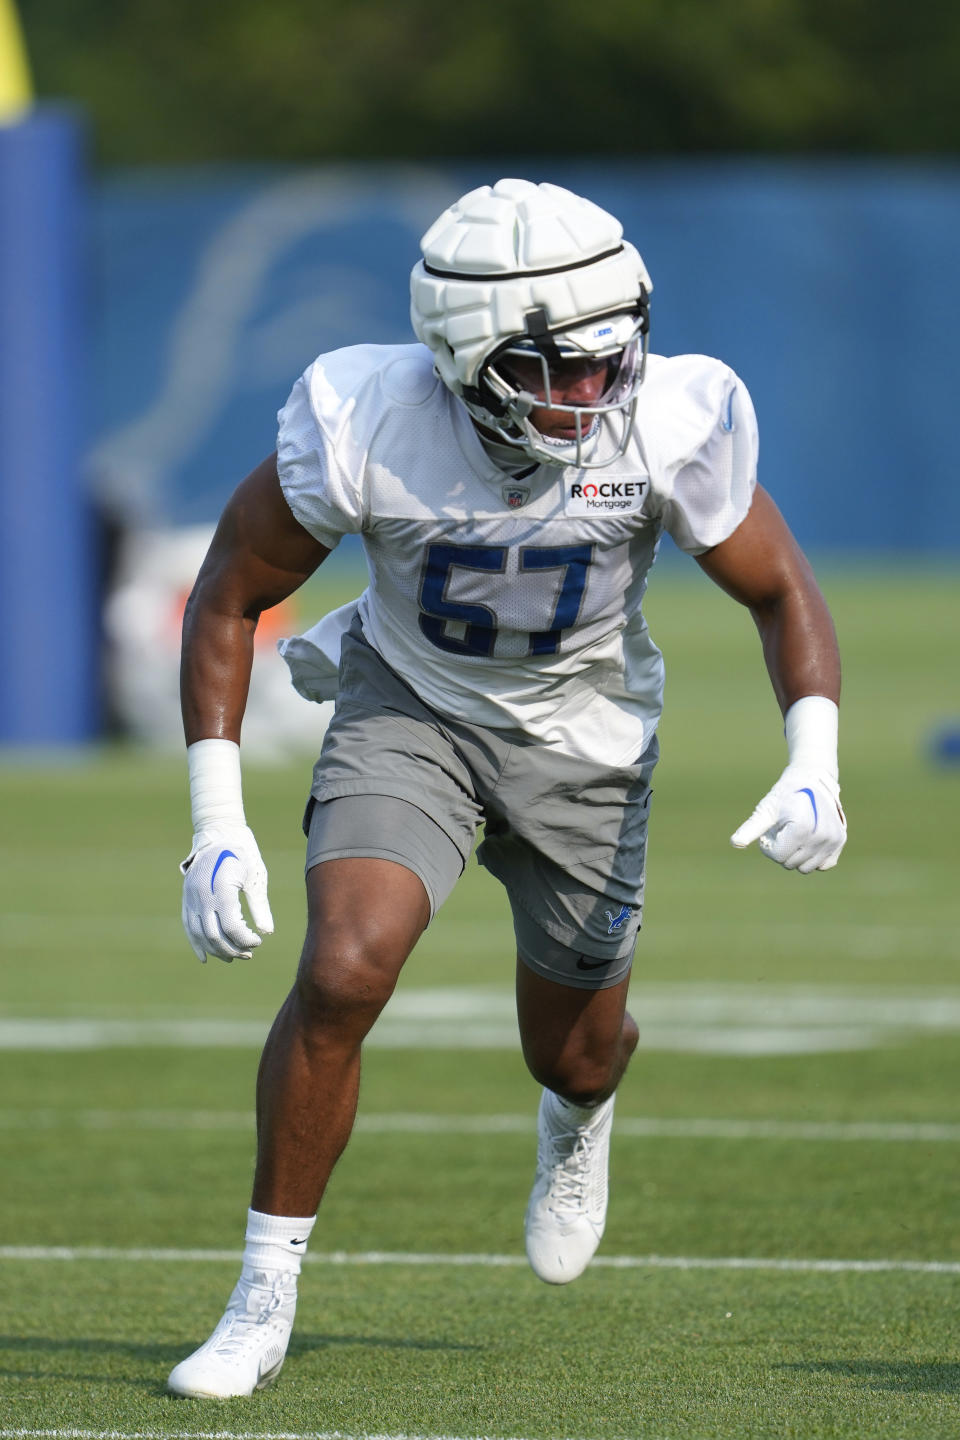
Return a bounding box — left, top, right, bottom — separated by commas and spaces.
275, 359, 367, 550
659, 374, 759, 555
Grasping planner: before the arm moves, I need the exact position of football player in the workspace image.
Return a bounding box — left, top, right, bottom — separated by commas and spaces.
168, 179, 846, 1398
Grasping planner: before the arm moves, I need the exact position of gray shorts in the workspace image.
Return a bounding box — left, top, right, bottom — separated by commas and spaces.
304, 623, 657, 990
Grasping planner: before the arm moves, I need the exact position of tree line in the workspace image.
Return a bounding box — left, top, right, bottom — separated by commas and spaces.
19, 0, 960, 164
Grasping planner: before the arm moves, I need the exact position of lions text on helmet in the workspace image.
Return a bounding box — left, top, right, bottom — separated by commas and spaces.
410, 179, 652, 469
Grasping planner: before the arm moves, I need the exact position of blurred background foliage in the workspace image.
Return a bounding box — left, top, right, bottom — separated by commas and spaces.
18, 0, 960, 165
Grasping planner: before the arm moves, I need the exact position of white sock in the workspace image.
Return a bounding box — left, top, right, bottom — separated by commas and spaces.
241, 1207, 317, 1283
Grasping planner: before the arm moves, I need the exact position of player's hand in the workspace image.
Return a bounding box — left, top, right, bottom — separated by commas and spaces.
180, 825, 275, 962
730, 765, 847, 873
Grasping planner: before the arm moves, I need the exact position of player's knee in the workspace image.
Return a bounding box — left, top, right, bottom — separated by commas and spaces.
524, 1044, 620, 1106
620, 1008, 640, 1056
295, 921, 402, 1032
524, 1007, 639, 1102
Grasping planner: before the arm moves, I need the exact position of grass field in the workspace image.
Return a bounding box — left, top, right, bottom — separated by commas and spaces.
1, 562, 959, 1439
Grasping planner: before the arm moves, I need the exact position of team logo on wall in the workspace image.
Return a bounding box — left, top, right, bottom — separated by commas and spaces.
503, 485, 530, 509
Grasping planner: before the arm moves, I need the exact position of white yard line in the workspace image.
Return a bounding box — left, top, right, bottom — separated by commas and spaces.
0, 1431, 554, 1440
0, 1432, 563, 1440
0, 1109, 958, 1142
0, 1246, 957, 1275
3, 985, 960, 1054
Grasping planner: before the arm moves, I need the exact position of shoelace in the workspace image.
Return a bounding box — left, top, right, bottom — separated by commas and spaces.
215, 1276, 293, 1357
546, 1130, 597, 1214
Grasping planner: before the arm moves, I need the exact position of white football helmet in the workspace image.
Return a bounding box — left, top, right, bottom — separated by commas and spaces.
410, 178, 652, 468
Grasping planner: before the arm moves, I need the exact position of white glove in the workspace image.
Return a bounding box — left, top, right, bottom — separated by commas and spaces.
730, 696, 847, 874
180, 825, 274, 962
730, 764, 846, 872
180, 738, 274, 963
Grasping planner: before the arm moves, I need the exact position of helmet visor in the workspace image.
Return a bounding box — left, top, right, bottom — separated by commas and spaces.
495, 350, 626, 407
484, 311, 645, 417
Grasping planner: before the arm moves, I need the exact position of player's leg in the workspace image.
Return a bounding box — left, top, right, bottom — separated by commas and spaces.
168, 629, 481, 1398
474, 734, 657, 1288
167, 794, 467, 1400
254, 629, 479, 1215
513, 922, 638, 1286
252, 850, 430, 1217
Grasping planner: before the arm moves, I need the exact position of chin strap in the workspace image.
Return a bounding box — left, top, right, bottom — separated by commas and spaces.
462, 381, 508, 419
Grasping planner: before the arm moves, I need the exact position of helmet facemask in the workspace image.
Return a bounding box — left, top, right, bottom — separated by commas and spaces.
463, 305, 649, 469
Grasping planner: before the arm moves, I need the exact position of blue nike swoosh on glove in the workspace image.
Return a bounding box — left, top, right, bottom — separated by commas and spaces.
210, 849, 238, 891
796, 788, 818, 830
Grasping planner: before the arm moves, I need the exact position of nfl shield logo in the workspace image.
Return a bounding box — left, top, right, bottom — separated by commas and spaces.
504, 485, 530, 509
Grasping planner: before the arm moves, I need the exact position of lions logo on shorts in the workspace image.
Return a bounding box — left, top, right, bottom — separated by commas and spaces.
604, 905, 632, 934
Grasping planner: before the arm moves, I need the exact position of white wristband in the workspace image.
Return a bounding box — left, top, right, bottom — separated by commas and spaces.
187, 738, 245, 831
784, 696, 839, 780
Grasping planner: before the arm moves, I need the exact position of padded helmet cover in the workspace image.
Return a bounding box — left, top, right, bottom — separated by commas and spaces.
410, 178, 652, 398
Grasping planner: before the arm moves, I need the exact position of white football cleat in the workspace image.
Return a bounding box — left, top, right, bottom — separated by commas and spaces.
525, 1089, 615, 1285
167, 1268, 297, 1398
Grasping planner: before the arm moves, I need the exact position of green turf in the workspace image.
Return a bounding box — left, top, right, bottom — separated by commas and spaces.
0, 565, 959, 1438
2, 1260, 958, 1438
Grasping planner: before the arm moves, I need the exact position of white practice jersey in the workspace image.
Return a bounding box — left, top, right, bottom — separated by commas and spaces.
277, 343, 757, 767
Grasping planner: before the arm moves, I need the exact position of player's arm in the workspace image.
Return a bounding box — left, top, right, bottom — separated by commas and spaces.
181, 453, 330, 742
180, 453, 331, 962
695, 484, 846, 872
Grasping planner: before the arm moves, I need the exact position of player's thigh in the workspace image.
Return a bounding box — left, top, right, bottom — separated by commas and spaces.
297, 854, 426, 1020
310, 622, 483, 884
297, 793, 465, 1017
479, 743, 656, 992
305, 789, 468, 922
